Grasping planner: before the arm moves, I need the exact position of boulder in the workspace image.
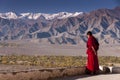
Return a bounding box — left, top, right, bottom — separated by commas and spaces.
99, 66, 110, 74
112, 67, 120, 73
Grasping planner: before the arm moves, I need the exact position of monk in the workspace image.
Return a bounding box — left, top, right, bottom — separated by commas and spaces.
86, 31, 99, 75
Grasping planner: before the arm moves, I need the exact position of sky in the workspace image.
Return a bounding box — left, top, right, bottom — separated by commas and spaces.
0, 0, 120, 13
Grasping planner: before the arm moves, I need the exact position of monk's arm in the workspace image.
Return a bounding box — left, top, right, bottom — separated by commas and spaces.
92, 46, 97, 55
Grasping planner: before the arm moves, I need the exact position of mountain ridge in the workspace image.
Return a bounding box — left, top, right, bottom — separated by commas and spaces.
0, 12, 83, 20
0, 7, 120, 45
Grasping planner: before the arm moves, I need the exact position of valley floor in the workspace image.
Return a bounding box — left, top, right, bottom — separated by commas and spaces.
0, 40, 120, 56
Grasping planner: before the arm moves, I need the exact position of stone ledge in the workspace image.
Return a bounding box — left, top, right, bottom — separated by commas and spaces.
0, 67, 85, 80
0, 66, 119, 80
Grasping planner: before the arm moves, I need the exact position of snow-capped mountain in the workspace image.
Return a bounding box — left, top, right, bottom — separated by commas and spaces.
0, 7, 120, 45
0, 12, 18, 19
0, 12, 83, 20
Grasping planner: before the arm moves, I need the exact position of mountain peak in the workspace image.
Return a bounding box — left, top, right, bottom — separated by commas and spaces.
0, 12, 18, 19
0, 12, 83, 20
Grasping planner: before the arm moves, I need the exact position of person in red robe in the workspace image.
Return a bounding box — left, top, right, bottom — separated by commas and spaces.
86, 31, 99, 75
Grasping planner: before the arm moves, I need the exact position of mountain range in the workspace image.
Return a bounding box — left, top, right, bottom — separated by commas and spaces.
0, 7, 120, 45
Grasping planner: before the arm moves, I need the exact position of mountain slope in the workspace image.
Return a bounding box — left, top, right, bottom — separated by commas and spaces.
0, 7, 120, 45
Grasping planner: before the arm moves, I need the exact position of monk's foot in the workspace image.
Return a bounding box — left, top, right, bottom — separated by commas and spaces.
91, 71, 99, 75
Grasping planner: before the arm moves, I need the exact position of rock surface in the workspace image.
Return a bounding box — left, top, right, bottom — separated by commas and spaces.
0, 65, 120, 80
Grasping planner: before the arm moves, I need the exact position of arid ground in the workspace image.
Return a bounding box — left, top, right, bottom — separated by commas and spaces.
0, 40, 120, 56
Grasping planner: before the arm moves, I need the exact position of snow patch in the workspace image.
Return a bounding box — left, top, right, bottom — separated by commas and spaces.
0, 12, 83, 20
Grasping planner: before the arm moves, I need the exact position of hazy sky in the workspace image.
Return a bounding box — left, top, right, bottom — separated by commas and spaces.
0, 0, 119, 13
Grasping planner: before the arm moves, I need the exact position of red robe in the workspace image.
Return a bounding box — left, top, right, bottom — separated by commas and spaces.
86, 36, 99, 72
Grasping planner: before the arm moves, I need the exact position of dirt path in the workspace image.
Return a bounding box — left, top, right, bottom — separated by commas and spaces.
54, 74, 120, 80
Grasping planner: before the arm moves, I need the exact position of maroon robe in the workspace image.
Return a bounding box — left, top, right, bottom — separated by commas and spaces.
86, 36, 99, 72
